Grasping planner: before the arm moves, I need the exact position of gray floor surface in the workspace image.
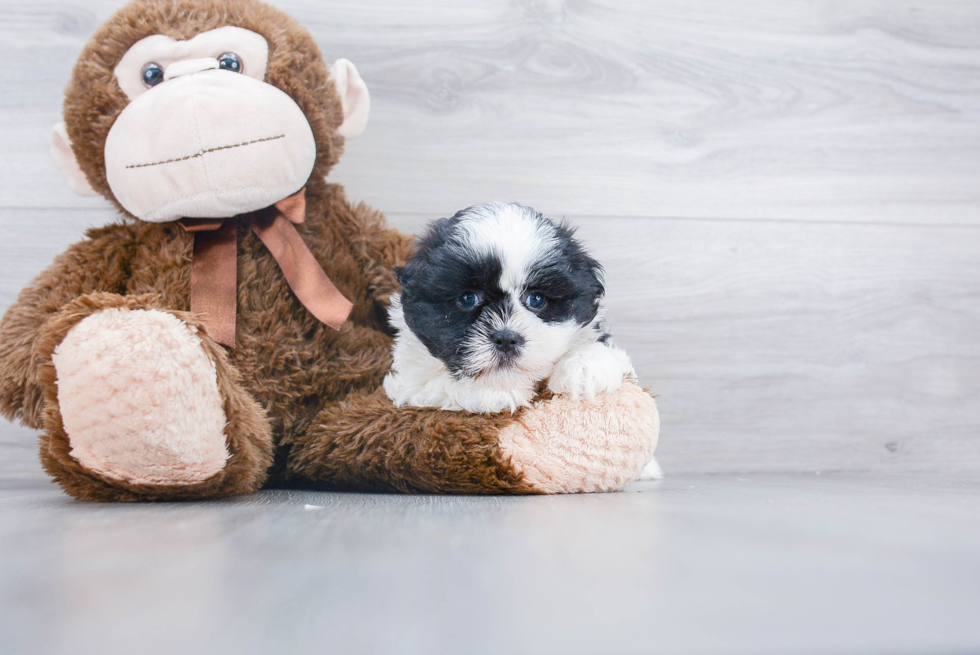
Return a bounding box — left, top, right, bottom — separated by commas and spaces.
2, 436, 978, 655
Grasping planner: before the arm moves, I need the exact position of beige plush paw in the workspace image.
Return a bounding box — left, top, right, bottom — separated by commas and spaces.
499, 381, 659, 493
52, 308, 229, 486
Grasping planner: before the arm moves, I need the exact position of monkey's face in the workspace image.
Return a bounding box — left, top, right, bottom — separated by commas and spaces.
105, 27, 318, 222
52, 0, 369, 222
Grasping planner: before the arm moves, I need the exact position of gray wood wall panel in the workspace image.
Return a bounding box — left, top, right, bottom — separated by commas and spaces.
0, 0, 978, 476
1, 1, 979, 223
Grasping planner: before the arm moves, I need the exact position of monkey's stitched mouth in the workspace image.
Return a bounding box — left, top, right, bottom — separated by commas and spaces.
126, 134, 286, 169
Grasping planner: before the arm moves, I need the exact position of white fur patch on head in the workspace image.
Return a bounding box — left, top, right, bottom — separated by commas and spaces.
52, 308, 229, 486
454, 202, 559, 293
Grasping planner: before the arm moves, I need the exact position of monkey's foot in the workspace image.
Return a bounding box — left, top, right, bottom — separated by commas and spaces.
33, 294, 271, 502
52, 307, 229, 486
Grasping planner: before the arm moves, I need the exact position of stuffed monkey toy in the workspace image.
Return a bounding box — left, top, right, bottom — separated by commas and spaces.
0, 0, 659, 501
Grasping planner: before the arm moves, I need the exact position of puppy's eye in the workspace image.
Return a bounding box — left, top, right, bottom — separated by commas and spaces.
524, 291, 547, 310
141, 62, 164, 88
457, 292, 481, 309
217, 52, 242, 73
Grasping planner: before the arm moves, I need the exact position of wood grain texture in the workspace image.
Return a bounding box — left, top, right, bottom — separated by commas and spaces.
0, 1, 979, 223
2, 471, 980, 655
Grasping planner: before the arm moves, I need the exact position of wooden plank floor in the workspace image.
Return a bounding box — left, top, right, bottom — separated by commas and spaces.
3, 453, 980, 655
1, 1, 979, 653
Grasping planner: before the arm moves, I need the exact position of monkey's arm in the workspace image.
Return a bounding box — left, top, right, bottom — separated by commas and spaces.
286, 383, 658, 495
285, 388, 533, 493
0, 223, 136, 427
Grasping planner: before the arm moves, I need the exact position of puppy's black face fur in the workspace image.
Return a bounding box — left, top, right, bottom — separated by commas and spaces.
396, 203, 604, 377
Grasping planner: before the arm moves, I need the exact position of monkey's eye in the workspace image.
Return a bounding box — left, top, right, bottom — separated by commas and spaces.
524, 291, 547, 310
140, 62, 164, 88
217, 52, 242, 73
457, 292, 481, 310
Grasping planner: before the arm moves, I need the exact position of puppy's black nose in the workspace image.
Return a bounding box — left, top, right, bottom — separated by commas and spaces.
491, 330, 524, 353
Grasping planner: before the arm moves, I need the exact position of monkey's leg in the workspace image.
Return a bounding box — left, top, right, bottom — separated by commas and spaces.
35, 293, 273, 501
284, 382, 658, 495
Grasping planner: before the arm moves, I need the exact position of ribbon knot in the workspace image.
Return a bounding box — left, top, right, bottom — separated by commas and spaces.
179, 187, 353, 348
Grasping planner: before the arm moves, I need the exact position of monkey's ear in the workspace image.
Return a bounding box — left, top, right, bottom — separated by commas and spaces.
51, 122, 99, 196
329, 59, 370, 138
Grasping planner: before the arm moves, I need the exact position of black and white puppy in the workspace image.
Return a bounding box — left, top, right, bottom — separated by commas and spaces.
383, 202, 636, 414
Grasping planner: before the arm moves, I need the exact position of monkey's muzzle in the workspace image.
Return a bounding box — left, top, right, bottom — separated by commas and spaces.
104, 69, 317, 223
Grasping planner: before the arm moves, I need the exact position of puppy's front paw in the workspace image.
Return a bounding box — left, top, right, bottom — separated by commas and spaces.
547, 343, 635, 401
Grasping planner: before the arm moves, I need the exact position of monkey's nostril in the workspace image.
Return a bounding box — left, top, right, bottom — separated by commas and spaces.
491, 330, 524, 353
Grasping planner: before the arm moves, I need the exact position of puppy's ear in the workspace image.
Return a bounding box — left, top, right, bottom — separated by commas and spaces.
555, 220, 605, 300
398, 216, 459, 291
587, 258, 606, 303
394, 260, 423, 291
417, 216, 461, 253
393, 265, 407, 285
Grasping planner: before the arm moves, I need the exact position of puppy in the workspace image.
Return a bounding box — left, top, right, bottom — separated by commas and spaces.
383, 201, 616, 401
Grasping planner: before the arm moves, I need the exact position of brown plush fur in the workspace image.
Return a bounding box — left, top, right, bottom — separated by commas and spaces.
0, 0, 540, 500
283, 389, 535, 494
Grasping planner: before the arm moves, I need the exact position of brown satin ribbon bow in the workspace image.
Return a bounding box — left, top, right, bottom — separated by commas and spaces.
178, 187, 353, 348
